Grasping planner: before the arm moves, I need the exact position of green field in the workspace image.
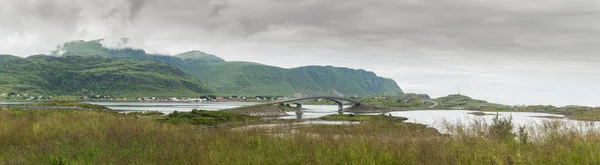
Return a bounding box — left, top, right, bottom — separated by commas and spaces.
1, 108, 600, 164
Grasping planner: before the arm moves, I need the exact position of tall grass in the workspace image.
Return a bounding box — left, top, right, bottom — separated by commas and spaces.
1, 109, 600, 164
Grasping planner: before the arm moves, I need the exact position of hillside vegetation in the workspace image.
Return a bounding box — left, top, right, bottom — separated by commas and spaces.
181, 61, 404, 96
0, 55, 209, 97
434, 94, 507, 109
175, 50, 226, 63
0, 55, 21, 63
54, 39, 404, 97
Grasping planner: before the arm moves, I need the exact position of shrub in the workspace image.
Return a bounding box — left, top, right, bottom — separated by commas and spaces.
518, 125, 529, 144
488, 114, 515, 142
162, 110, 260, 126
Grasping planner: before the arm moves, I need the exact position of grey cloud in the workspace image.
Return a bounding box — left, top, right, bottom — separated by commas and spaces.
210, 0, 229, 16
2, 0, 600, 105
127, 0, 151, 20
1, 0, 81, 33
101, 0, 152, 22
236, 0, 599, 57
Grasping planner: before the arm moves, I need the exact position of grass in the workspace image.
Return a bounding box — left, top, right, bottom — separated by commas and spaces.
319, 114, 407, 122
2, 109, 600, 164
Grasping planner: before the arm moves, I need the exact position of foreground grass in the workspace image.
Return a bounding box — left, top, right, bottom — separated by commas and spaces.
2, 109, 600, 164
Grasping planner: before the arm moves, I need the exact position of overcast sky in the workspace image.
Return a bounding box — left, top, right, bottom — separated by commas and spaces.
1, 0, 600, 106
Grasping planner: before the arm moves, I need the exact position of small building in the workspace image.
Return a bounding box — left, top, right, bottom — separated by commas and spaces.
215, 97, 226, 102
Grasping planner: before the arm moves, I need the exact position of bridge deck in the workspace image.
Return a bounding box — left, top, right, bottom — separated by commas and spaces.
272, 96, 360, 105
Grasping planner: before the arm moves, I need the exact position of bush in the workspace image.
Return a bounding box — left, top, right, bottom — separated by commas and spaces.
518, 125, 529, 144
163, 110, 260, 126
488, 114, 515, 141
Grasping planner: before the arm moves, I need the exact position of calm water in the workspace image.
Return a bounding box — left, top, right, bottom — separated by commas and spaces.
0, 101, 41, 105
85, 101, 260, 113
389, 110, 600, 133
3, 101, 598, 131
87, 102, 599, 130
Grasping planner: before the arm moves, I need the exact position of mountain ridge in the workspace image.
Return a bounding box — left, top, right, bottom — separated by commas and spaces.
175, 50, 226, 63
0, 54, 21, 63
15, 39, 406, 97
0, 55, 210, 98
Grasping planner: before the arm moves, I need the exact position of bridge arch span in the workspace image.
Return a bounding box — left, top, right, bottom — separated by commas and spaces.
271, 96, 361, 117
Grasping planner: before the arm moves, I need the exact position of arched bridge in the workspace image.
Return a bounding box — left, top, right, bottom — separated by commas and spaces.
271, 96, 361, 116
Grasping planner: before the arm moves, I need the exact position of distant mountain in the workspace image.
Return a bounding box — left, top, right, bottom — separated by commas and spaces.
0, 55, 209, 97
180, 61, 404, 96
51, 39, 404, 97
56, 40, 185, 67
434, 94, 504, 108
0, 54, 21, 63
175, 50, 225, 63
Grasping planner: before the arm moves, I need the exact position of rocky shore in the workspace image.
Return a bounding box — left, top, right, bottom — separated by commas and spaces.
343, 104, 397, 113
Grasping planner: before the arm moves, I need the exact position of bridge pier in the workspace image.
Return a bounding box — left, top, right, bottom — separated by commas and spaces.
295, 103, 303, 119
337, 103, 343, 114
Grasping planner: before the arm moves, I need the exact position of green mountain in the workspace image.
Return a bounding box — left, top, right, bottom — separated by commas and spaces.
53, 39, 404, 96
434, 94, 505, 108
0, 55, 209, 97
56, 39, 185, 67
180, 61, 404, 96
175, 50, 225, 63
0, 54, 21, 63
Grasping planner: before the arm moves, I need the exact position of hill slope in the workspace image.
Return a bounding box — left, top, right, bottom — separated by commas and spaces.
55, 39, 404, 96
434, 94, 506, 109
0, 55, 21, 63
56, 40, 185, 67
175, 50, 225, 63
0, 55, 209, 97
180, 62, 404, 96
